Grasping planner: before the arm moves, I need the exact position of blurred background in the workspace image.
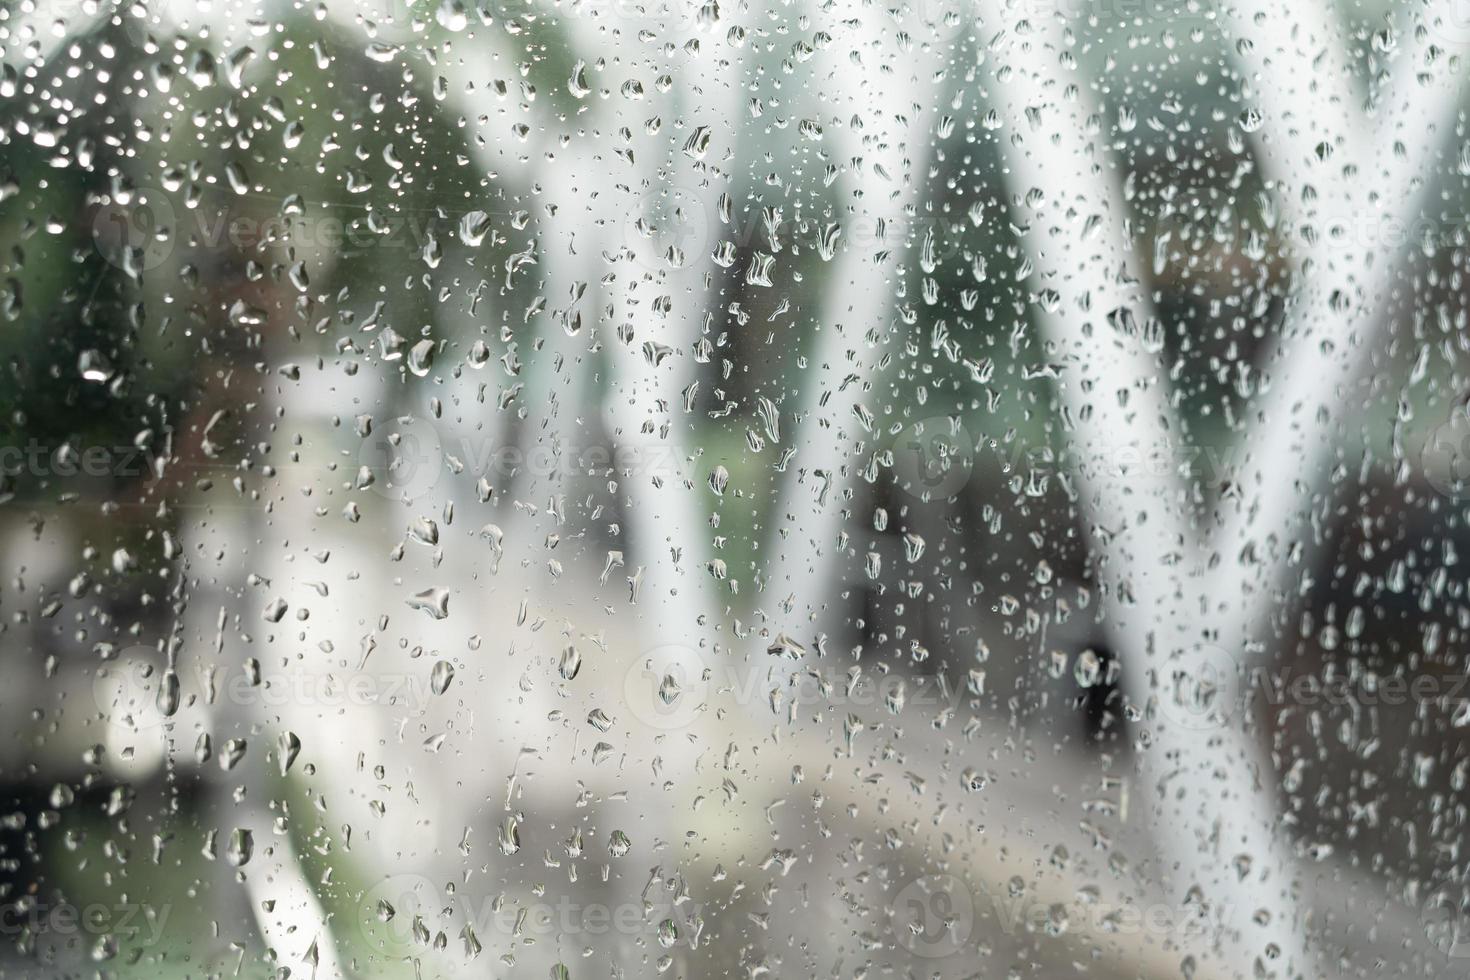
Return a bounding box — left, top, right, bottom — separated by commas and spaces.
1, 0, 1470, 977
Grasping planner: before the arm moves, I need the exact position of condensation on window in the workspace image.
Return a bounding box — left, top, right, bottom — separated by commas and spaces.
0, 2, 1468, 979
